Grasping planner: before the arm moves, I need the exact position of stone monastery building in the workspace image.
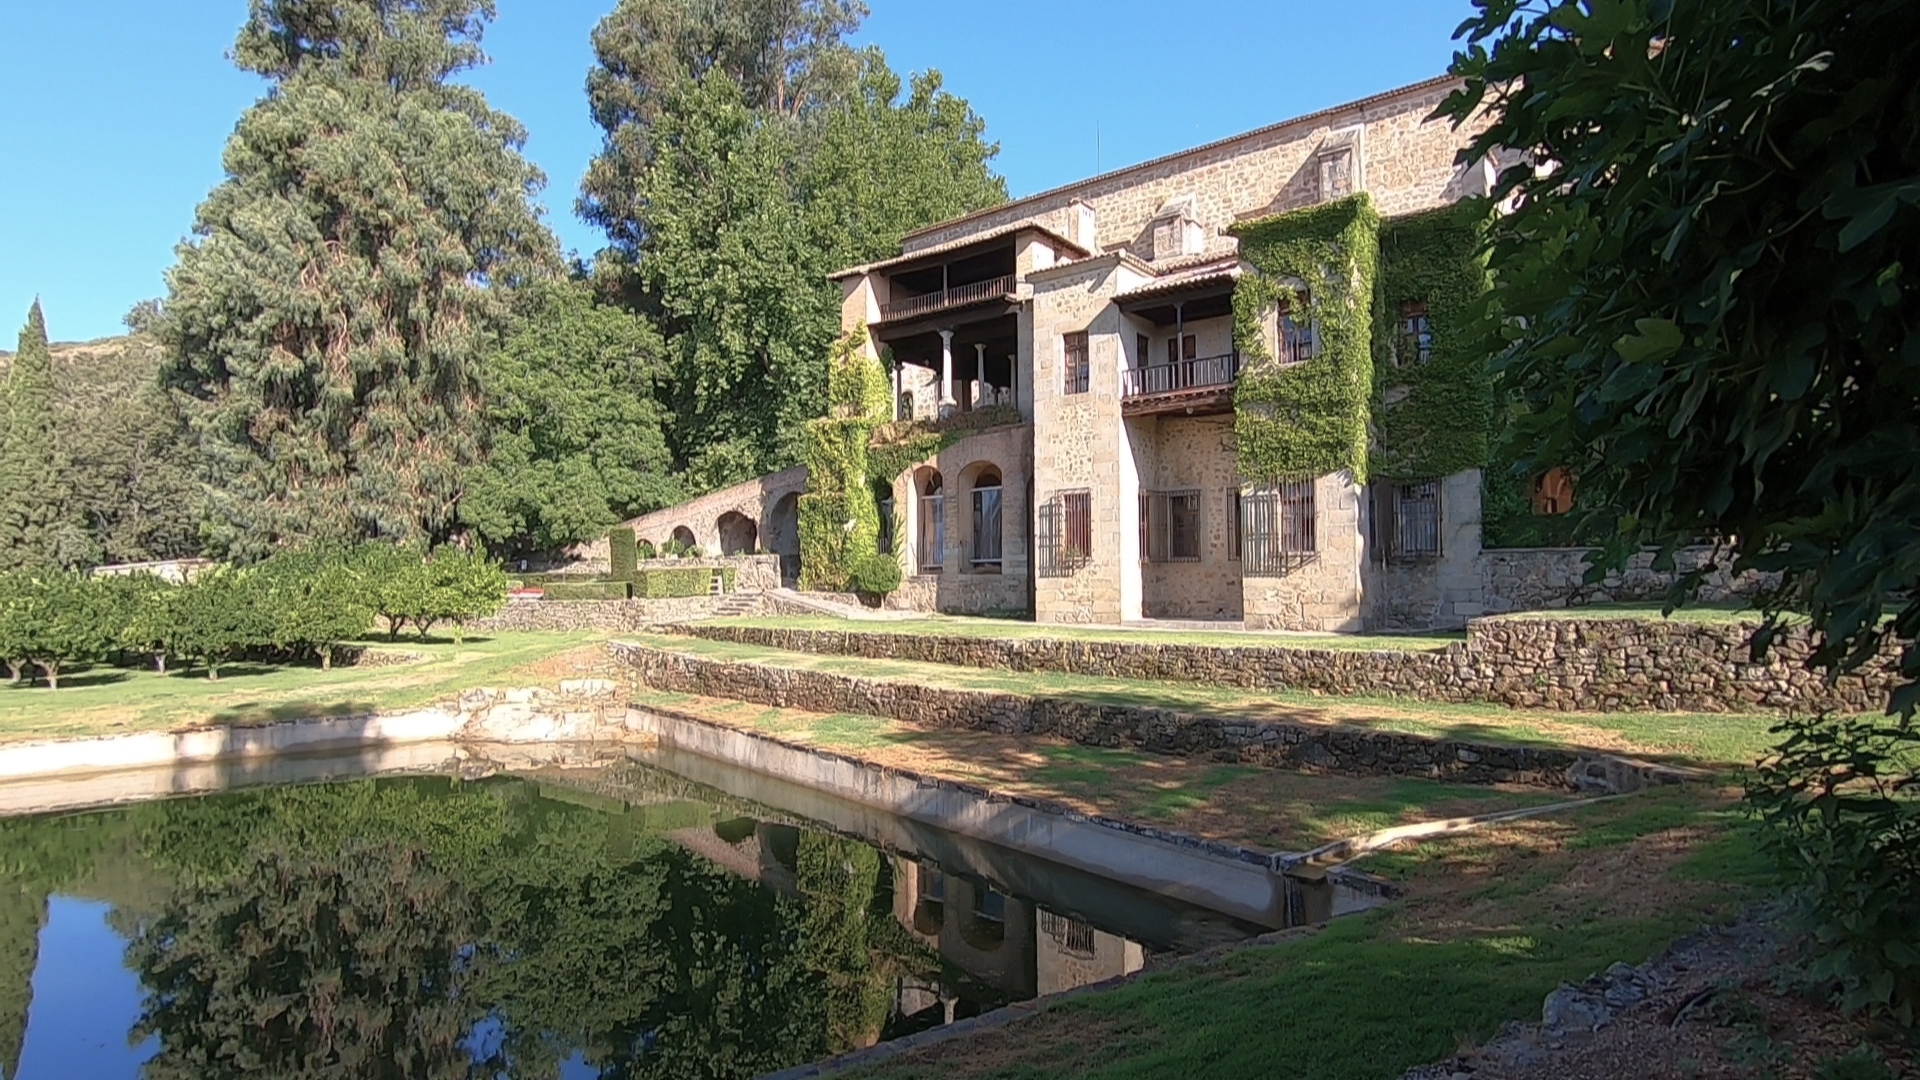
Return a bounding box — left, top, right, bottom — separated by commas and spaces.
621, 76, 1692, 630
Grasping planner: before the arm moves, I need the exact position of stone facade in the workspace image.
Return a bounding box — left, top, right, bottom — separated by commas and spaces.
573, 467, 808, 579
671, 616, 1901, 716
890, 424, 1032, 616
611, 642, 1687, 793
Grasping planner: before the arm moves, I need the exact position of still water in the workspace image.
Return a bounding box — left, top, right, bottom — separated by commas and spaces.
0, 752, 1282, 1079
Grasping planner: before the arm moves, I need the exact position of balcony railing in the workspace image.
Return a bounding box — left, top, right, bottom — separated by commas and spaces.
1122, 351, 1241, 398
880, 274, 1017, 322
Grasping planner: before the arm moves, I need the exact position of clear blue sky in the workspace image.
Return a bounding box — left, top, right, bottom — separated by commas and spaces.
0, 1, 1476, 343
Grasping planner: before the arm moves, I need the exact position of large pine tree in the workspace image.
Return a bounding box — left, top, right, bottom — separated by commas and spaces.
0, 302, 85, 570
160, 0, 558, 558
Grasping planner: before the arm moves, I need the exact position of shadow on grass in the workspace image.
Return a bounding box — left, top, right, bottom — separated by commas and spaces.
204, 699, 383, 726
366, 634, 495, 648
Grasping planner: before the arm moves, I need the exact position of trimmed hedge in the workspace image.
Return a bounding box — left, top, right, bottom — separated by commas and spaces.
632, 568, 736, 599
542, 581, 632, 601
609, 527, 639, 580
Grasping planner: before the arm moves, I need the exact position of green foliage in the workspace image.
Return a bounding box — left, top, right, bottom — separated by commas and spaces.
98, 571, 181, 672
1752, 712, 1920, 1025
0, 572, 113, 689
257, 549, 373, 668
421, 545, 511, 642
1371, 203, 1493, 481
0, 303, 87, 570
1444, 0, 1920, 1025
798, 417, 891, 595
609, 526, 640, 580
159, 0, 559, 558
585, 8, 1005, 491
631, 567, 735, 599
462, 279, 682, 553
865, 404, 1023, 484
825, 325, 890, 421
542, 580, 633, 602
168, 567, 273, 681
1230, 194, 1380, 483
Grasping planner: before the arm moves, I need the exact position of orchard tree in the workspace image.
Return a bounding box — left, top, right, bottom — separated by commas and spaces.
11, 573, 111, 690
462, 279, 682, 552
169, 568, 272, 681
260, 549, 372, 670
159, 0, 559, 559
418, 546, 507, 643
1443, 0, 1919, 1021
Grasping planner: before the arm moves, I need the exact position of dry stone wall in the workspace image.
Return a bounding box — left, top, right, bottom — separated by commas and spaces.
471, 594, 760, 633
610, 641, 1689, 793
672, 616, 1900, 715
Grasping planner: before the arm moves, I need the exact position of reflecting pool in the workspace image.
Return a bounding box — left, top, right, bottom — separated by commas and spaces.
0, 752, 1288, 1079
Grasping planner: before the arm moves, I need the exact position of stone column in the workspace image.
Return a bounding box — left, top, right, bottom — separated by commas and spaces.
1008, 352, 1018, 410
893, 356, 904, 419
938, 329, 955, 407
973, 343, 986, 408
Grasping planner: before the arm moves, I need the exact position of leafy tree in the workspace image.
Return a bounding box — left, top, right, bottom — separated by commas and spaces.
168, 567, 272, 681
259, 549, 372, 669
6, 572, 113, 690
461, 279, 682, 553
0, 303, 88, 570
1442, 0, 1919, 1022
418, 545, 507, 643
96, 571, 179, 672
159, 0, 559, 559
584, 8, 1005, 490
581, 0, 868, 255
349, 543, 431, 641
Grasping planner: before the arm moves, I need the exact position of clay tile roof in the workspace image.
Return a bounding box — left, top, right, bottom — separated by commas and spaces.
829, 220, 1089, 280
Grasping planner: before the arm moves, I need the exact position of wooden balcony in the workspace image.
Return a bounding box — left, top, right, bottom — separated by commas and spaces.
879, 274, 1018, 323
1121, 352, 1240, 416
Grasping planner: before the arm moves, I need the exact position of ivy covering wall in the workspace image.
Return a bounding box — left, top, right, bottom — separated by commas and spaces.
1230, 193, 1380, 483
798, 327, 901, 594
1370, 202, 1493, 481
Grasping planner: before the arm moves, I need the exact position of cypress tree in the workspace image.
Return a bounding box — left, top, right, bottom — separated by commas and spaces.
0, 303, 83, 570
160, 0, 558, 558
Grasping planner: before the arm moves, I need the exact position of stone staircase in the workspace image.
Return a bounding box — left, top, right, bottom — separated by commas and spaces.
708, 591, 763, 619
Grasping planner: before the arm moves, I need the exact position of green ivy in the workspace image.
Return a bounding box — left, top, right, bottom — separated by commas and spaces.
866, 404, 1021, 484
1371, 202, 1494, 481
1230, 194, 1379, 483
799, 326, 894, 594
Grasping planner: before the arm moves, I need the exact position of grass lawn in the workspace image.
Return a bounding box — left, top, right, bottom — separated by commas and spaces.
621, 635, 1785, 770
1494, 600, 1774, 625
847, 785, 1771, 1080
630, 686, 1569, 852
0, 631, 609, 744
689, 613, 1463, 652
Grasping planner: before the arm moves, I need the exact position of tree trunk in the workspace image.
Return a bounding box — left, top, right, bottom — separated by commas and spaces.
385, 615, 404, 642
153, 651, 167, 674
320, 646, 333, 671
36, 661, 59, 691
206, 660, 220, 682
5, 660, 22, 685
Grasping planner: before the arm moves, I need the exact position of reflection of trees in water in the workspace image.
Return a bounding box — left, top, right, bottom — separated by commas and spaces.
0, 811, 120, 1080
128, 843, 489, 1080
0, 776, 953, 1080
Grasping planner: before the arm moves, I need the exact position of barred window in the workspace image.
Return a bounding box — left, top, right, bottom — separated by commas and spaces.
1239, 480, 1316, 575
1063, 331, 1090, 395
1140, 490, 1201, 563
1037, 491, 1093, 577
1397, 301, 1432, 366
1039, 909, 1097, 957
1389, 480, 1442, 558
916, 471, 945, 573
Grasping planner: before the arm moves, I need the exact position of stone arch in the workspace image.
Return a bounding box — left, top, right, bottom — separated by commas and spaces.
910, 466, 945, 574
670, 525, 696, 550
956, 461, 1004, 573
717, 511, 758, 556
766, 492, 801, 583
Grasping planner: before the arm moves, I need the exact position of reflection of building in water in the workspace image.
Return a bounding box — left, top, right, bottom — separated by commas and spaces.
890, 856, 1145, 1007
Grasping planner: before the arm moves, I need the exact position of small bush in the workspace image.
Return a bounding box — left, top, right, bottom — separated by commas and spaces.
1751, 712, 1920, 1027
609, 527, 638, 580
848, 551, 901, 598
542, 581, 632, 602
631, 568, 731, 599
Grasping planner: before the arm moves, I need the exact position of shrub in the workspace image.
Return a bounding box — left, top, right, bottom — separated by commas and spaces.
636, 539, 657, 560
631, 568, 729, 599
1752, 712, 1920, 1026
848, 551, 901, 598
542, 580, 631, 602
609, 526, 639, 580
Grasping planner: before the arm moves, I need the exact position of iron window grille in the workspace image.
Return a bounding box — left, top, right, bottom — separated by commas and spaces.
1140, 490, 1202, 563
1038, 910, 1097, 957
1390, 480, 1442, 559
1239, 480, 1316, 575
1036, 491, 1092, 577
1063, 331, 1090, 395
917, 493, 945, 573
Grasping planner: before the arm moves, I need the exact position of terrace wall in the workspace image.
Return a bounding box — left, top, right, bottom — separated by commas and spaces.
668, 616, 1900, 715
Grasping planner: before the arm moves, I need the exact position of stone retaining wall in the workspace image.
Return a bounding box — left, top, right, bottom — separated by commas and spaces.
672, 616, 1899, 715
471, 594, 762, 633
611, 642, 1692, 793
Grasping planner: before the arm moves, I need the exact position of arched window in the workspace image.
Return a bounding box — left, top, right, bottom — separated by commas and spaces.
897, 390, 914, 421
970, 468, 1002, 572
669, 525, 696, 552
916, 470, 944, 574
717, 512, 757, 555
